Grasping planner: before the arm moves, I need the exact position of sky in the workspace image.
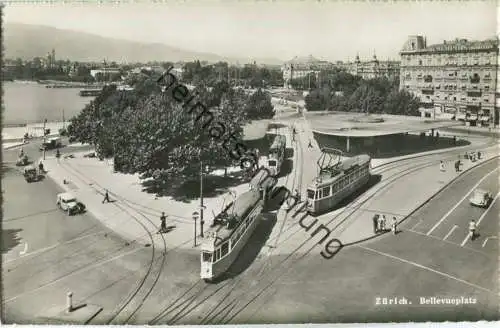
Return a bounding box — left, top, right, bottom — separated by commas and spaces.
4, 0, 498, 62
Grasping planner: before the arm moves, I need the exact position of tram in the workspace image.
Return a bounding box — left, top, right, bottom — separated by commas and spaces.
266, 135, 286, 176
306, 152, 371, 216
200, 188, 264, 282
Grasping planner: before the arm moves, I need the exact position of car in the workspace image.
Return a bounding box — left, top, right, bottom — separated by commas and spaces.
469, 189, 491, 208
23, 165, 41, 183
56, 192, 85, 215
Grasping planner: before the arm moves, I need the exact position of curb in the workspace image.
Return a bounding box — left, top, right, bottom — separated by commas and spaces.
400, 155, 499, 225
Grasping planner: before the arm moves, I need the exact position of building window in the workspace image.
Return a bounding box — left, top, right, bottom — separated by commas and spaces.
221, 242, 229, 257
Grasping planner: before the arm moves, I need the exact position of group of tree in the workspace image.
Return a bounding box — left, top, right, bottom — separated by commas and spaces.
67, 74, 275, 194
305, 72, 420, 116
181, 60, 283, 88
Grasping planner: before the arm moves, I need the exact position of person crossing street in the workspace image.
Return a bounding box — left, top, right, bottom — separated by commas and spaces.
391, 217, 398, 235
102, 189, 111, 203
469, 219, 477, 241
159, 212, 167, 234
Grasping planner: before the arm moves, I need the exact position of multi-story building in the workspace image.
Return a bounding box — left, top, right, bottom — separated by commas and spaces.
399, 35, 498, 125
345, 54, 400, 80
282, 55, 335, 88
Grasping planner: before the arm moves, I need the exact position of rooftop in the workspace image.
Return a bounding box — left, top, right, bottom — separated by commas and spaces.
307, 112, 462, 137
401, 38, 498, 54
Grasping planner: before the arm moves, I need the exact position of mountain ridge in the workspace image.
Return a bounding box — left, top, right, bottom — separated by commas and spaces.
4, 22, 284, 65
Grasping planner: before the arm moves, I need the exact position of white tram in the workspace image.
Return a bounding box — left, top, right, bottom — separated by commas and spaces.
306, 154, 371, 215
266, 135, 286, 176
200, 189, 264, 281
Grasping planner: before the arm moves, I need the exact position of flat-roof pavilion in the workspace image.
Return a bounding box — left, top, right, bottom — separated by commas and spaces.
307, 112, 462, 137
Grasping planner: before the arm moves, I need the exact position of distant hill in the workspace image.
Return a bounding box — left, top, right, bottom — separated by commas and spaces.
4, 22, 283, 65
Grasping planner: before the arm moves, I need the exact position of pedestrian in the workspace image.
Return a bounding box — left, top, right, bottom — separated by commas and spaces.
377, 215, 386, 232
372, 214, 379, 233
56, 149, 61, 162
294, 189, 301, 203
159, 212, 167, 233
308, 140, 313, 149
439, 160, 445, 172
38, 160, 44, 173
469, 219, 477, 241
454, 160, 460, 173
391, 217, 398, 235
102, 189, 111, 203
477, 151, 481, 160
453, 136, 457, 145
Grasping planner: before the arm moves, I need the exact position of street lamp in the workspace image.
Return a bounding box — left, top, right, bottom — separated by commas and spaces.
199, 161, 209, 238
43, 119, 48, 160
192, 211, 199, 247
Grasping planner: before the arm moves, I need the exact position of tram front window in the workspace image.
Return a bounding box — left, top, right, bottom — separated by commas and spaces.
202, 252, 213, 262
307, 189, 315, 199
268, 160, 277, 167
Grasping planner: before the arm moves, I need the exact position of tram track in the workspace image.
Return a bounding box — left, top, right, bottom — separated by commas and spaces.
153, 127, 498, 325
198, 150, 499, 325
48, 134, 496, 324
148, 123, 303, 325
58, 161, 168, 324
265, 140, 498, 252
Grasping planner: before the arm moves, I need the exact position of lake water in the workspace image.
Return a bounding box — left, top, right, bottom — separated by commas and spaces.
3, 81, 94, 125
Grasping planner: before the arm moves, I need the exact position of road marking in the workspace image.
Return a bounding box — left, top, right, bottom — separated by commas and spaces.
406, 228, 492, 257
426, 167, 499, 236
482, 236, 498, 248
3, 247, 142, 304
460, 191, 500, 247
19, 243, 28, 256
443, 225, 458, 241
4, 231, 104, 264
357, 245, 493, 293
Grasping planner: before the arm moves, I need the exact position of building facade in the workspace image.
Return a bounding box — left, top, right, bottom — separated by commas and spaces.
399, 35, 499, 125
282, 55, 335, 88
345, 55, 400, 80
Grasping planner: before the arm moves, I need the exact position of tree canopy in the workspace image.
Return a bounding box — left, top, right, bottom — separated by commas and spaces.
305, 72, 419, 116
67, 76, 274, 193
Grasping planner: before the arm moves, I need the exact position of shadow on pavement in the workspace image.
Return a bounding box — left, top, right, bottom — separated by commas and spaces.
210, 213, 277, 284
277, 159, 293, 179
1, 228, 23, 254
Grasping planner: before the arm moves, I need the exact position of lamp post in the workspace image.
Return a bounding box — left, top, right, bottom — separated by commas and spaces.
43, 118, 47, 160
192, 211, 199, 247
200, 161, 208, 238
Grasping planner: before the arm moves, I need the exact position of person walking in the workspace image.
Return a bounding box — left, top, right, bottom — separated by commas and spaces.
159, 212, 167, 233
469, 220, 477, 241
439, 160, 445, 172
372, 214, 379, 234
38, 160, 44, 173
377, 215, 386, 233
308, 140, 313, 149
391, 217, 398, 235
102, 189, 111, 203
477, 151, 481, 160
454, 160, 460, 173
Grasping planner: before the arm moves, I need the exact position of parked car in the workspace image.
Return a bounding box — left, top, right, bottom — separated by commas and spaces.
16, 154, 29, 166
56, 192, 86, 215
469, 189, 491, 208
40, 137, 62, 151
23, 166, 41, 183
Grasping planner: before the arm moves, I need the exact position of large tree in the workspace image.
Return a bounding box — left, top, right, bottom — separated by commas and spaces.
245, 88, 274, 120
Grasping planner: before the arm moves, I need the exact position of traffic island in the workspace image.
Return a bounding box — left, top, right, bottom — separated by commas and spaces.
38, 292, 102, 324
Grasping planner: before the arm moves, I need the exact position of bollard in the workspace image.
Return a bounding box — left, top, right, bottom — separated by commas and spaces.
66, 292, 73, 313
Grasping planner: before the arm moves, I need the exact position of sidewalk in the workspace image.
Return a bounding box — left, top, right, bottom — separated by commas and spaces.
43, 153, 253, 251
2, 121, 69, 142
